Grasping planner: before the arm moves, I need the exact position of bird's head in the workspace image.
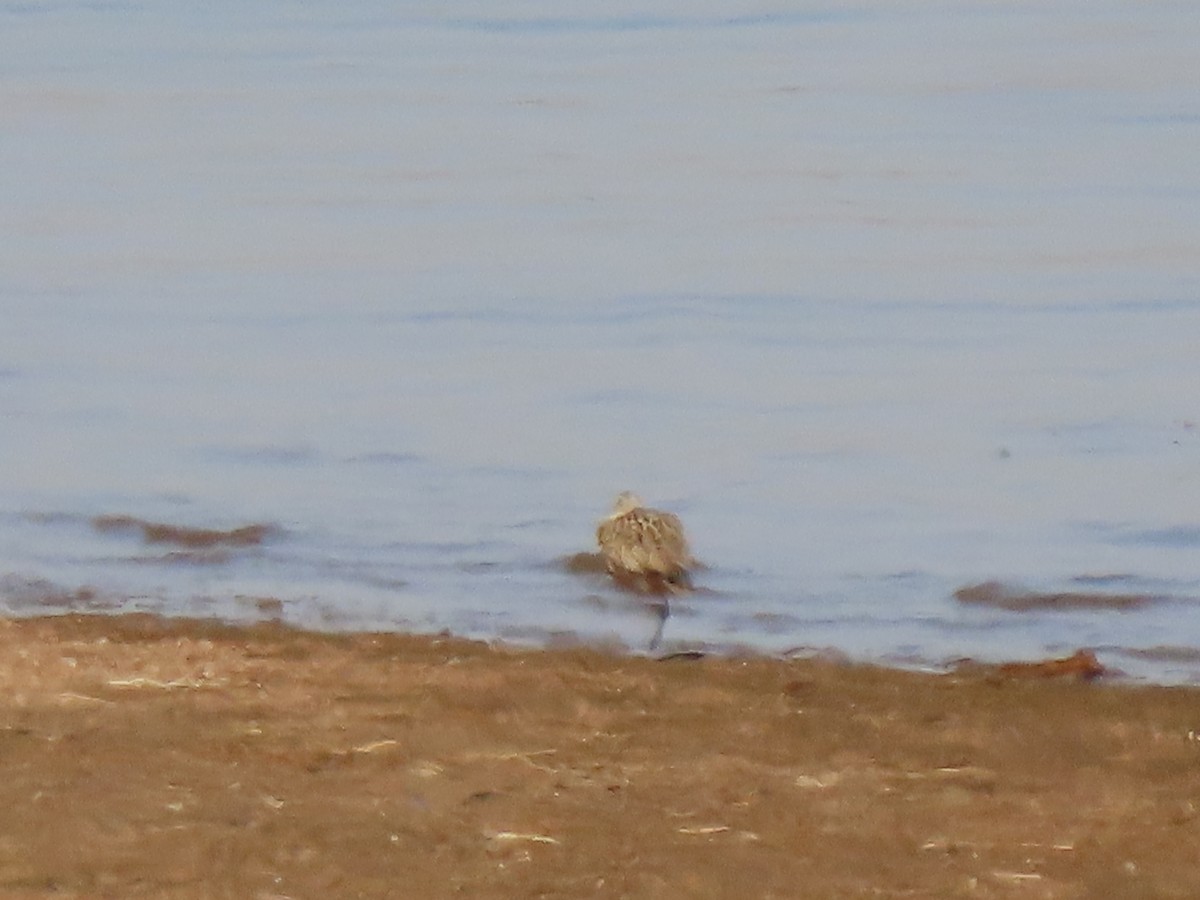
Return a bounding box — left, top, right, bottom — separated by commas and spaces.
609, 491, 644, 517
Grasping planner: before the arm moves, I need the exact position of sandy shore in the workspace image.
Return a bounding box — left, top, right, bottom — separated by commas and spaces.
1, 613, 1197, 898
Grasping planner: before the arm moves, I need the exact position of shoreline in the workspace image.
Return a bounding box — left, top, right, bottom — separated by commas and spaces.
2, 612, 1198, 897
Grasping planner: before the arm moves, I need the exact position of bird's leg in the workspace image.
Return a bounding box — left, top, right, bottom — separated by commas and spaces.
647, 595, 669, 652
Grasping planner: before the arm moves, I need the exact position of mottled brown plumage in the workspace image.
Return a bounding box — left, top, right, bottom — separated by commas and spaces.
596, 492, 694, 594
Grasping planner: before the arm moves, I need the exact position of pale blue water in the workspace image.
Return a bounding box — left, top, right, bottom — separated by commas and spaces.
2, 1, 1199, 681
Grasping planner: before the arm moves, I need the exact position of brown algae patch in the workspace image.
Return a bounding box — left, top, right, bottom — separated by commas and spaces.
952, 649, 1109, 681
954, 580, 1158, 611
92, 515, 278, 548
0, 576, 119, 612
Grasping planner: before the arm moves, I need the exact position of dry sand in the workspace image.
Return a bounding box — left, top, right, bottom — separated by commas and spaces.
1, 613, 1198, 898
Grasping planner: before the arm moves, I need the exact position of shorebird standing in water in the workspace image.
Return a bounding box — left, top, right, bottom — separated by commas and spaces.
596, 491, 694, 595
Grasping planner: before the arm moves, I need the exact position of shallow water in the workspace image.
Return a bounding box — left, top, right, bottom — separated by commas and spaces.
2, 1, 1199, 681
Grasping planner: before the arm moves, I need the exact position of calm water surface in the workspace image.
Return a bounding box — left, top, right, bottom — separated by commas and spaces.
2, 2, 1199, 681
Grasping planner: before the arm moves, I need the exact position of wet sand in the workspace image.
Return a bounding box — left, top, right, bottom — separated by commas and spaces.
1, 613, 1198, 898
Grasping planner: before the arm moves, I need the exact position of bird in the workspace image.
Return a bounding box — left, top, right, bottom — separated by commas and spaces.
596, 492, 694, 595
